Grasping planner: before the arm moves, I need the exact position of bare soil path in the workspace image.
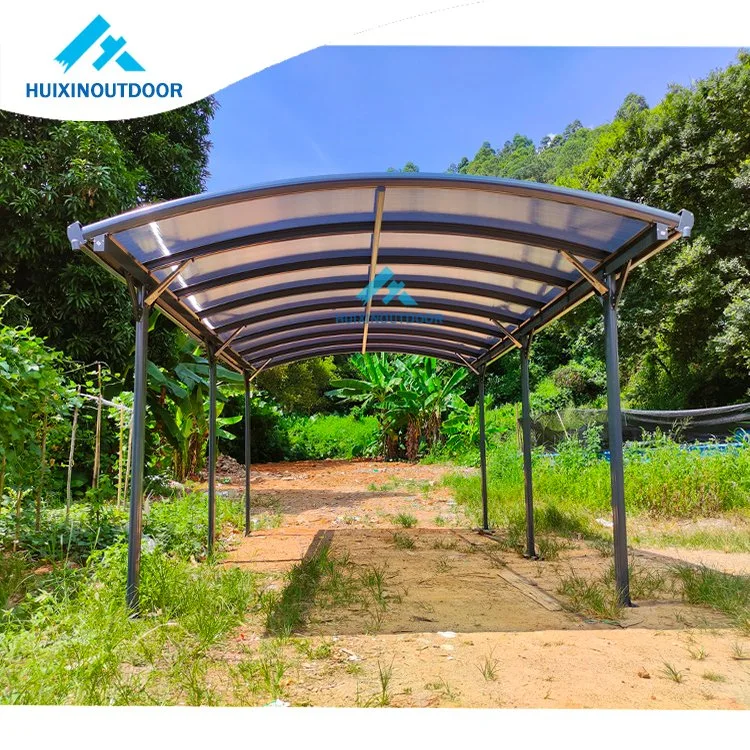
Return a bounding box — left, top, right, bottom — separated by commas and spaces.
216, 459, 750, 709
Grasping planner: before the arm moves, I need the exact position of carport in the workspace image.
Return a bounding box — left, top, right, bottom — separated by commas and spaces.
67, 173, 693, 610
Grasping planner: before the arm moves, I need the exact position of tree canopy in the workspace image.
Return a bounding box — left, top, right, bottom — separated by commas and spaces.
0, 102, 216, 375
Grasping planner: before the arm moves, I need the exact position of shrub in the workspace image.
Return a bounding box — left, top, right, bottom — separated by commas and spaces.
285, 414, 379, 460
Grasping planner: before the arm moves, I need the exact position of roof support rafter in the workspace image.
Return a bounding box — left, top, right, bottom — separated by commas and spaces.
174, 248, 573, 298
361, 187, 386, 354
194, 275, 545, 319
240, 333, 485, 363
212, 296, 525, 336
614, 259, 632, 308
236, 325, 492, 356
231, 312, 505, 348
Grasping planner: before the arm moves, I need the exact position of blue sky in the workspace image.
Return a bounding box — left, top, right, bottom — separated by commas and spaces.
206, 47, 739, 192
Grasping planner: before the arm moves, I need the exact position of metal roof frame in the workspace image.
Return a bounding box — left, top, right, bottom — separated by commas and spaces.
68, 172, 693, 374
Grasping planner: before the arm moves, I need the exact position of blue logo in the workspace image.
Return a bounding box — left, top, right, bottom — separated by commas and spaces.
357, 267, 417, 307
56, 14, 144, 73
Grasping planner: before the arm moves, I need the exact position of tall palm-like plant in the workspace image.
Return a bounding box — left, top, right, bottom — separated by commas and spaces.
328, 354, 467, 460
147, 332, 243, 480
326, 353, 403, 458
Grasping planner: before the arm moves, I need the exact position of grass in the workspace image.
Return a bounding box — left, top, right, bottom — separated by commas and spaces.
536, 535, 570, 561
477, 650, 500, 681
702, 671, 726, 682
672, 565, 750, 633
392, 532, 415, 550
425, 677, 459, 701
0, 543, 256, 705
687, 644, 708, 661
263, 545, 399, 636
631, 524, 750, 553
660, 662, 685, 683
264, 543, 333, 637
557, 570, 623, 621
393, 513, 418, 528
285, 413, 379, 460
376, 657, 395, 706
445, 437, 750, 533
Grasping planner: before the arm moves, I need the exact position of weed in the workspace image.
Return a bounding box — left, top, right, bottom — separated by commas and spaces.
661, 662, 684, 683
392, 532, 415, 550
376, 657, 395, 706
702, 671, 726, 682
536, 536, 569, 561
731, 641, 749, 660
426, 677, 458, 701
477, 650, 500, 682
258, 651, 287, 699
431, 538, 459, 551
433, 558, 453, 574
265, 543, 331, 637
672, 565, 750, 631
687, 644, 708, 661
604, 558, 668, 600
394, 513, 418, 528
293, 638, 332, 660
434, 516, 447, 527
557, 571, 622, 620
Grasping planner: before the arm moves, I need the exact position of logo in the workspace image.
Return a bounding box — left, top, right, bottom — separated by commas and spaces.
56, 15, 144, 73
25, 14, 183, 101
357, 267, 417, 307
335, 268, 444, 326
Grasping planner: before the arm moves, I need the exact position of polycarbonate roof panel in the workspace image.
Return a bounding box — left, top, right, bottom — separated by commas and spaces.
69, 173, 692, 372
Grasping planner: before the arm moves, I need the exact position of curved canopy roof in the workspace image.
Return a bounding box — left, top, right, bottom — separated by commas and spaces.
68, 173, 693, 373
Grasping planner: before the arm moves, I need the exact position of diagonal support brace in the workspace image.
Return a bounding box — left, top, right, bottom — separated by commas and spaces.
145, 258, 194, 307
247, 358, 272, 384
560, 250, 607, 295
494, 320, 523, 349
456, 352, 480, 375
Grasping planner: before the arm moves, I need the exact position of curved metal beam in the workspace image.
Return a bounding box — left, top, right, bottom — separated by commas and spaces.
145, 219, 609, 271
198, 275, 545, 319
211, 296, 526, 336
244, 342, 468, 369
76, 172, 685, 241
235, 323, 495, 356
238, 333, 486, 362
175, 248, 572, 298
229, 311, 506, 346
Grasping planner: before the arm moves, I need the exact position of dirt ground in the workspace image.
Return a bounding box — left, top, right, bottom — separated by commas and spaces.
216, 458, 750, 709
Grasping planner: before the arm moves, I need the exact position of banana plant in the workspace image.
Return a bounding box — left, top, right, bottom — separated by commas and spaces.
328, 353, 468, 460
146, 331, 243, 481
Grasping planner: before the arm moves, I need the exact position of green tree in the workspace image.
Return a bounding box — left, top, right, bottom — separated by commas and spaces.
0, 103, 216, 374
